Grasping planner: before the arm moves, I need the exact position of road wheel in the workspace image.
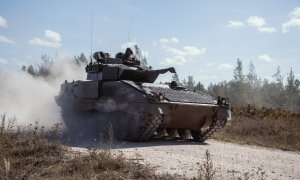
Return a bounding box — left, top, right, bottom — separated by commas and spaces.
178, 129, 186, 139
191, 130, 201, 141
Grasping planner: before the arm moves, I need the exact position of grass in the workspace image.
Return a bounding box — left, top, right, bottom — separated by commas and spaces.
0, 114, 177, 180
213, 105, 300, 151
196, 150, 216, 180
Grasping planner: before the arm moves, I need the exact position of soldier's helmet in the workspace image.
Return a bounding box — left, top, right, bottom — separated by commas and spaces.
125, 48, 134, 60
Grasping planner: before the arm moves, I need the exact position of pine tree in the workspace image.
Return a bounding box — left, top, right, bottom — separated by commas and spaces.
27, 65, 36, 76
21, 65, 26, 72
182, 78, 187, 86
195, 81, 206, 92
171, 73, 180, 84
246, 61, 262, 105
284, 68, 300, 111
247, 60, 259, 87
286, 68, 299, 94
134, 45, 148, 67
233, 59, 244, 82
230, 59, 248, 106
272, 66, 283, 85
75, 52, 88, 66
187, 75, 195, 89
37, 55, 52, 77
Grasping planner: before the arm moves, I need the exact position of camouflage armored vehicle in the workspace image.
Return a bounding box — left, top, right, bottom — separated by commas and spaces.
56, 50, 231, 142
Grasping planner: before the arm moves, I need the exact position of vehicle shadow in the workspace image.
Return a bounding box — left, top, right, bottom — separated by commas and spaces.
112, 138, 208, 149
65, 136, 209, 150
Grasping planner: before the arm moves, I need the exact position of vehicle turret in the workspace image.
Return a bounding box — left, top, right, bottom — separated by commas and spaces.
86, 51, 176, 83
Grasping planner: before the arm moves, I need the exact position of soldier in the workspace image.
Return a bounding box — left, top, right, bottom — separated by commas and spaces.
115, 47, 134, 60
123, 47, 135, 61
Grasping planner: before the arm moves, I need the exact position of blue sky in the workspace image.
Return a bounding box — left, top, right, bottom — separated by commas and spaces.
0, 0, 299, 86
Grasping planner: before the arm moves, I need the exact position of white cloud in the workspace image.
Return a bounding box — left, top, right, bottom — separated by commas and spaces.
282, 19, 300, 33
159, 37, 179, 44
28, 29, 62, 48
163, 46, 206, 57
0, 35, 17, 45
258, 54, 274, 62
170, 37, 179, 43
290, 7, 300, 17
160, 56, 186, 65
247, 16, 266, 27
157, 37, 206, 65
229, 16, 276, 33
159, 38, 168, 44
217, 63, 233, 70
227, 20, 244, 29
0, 15, 7, 28
0, 58, 8, 64
45, 30, 61, 42
164, 47, 185, 56
247, 16, 276, 33
28, 38, 61, 48
282, 7, 300, 33
183, 46, 206, 56
160, 46, 206, 65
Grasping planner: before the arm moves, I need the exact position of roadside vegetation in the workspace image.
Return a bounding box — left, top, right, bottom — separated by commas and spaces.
213, 105, 300, 151
0, 114, 177, 180
196, 150, 216, 180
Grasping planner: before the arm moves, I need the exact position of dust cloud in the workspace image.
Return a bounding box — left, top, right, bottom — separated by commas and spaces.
0, 56, 85, 128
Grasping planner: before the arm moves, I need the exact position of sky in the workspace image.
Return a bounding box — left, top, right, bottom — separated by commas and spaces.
0, 0, 300, 86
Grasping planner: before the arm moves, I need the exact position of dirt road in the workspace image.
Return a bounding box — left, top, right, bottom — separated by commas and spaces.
108, 139, 300, 179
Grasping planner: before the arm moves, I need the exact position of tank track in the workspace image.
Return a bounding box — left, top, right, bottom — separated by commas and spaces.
133, 112, 228, 142
134, 111, 163, 141
198, 117, 227, 142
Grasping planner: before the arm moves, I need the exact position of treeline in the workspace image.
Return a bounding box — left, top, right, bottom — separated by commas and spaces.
22, 53, 299, 111
173, 59, 300, 111
21, 53, 89, 77
21, 45, 147, 78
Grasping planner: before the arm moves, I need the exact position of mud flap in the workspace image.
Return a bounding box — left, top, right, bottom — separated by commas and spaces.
217, 107, 231, 124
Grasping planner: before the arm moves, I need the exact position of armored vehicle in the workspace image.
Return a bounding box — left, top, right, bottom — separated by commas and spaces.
56, 50, 231, 142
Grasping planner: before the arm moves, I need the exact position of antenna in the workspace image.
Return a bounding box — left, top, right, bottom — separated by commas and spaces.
127, 17, 133, 44
90, 13, 93, 63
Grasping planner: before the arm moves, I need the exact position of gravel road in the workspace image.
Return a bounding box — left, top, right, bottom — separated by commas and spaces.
109, 139, 300, 179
